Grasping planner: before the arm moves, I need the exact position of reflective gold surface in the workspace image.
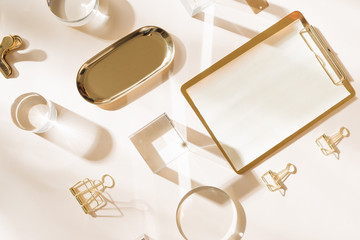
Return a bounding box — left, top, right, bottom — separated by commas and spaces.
77, 26, 175, 105
0, 35, 22, 78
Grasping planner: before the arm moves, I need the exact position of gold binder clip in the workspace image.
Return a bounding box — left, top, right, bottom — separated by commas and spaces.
316, 127, 349, 157
69, 174, 115, 214
262, 163, 297, 193
0, 35, 23, 78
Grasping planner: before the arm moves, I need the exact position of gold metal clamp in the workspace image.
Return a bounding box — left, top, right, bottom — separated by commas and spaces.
0, 35, 22, 78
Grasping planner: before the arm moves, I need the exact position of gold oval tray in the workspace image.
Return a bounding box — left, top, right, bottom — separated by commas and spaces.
77, 26, 175, 105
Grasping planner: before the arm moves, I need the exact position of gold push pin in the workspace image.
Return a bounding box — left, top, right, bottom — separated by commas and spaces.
0, 35, 23, 78
70, 174, 115, 215
316, 127, 349, 157
262, 163, 297, 193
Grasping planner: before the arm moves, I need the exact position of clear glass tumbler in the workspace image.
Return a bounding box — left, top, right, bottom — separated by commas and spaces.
47, 0, 99, 26
11, 92, 57, 133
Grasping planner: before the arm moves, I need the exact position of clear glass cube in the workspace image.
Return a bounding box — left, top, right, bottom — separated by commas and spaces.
179, 0, 214, 16
130, 113, 189, 173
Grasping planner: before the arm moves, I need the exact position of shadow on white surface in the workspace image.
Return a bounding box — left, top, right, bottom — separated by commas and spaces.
173, 121, 262, 201
175, 121, 247, 169
194, 11, 258, 39
74, 0, 135, 40
135, 234, 152, 240
38, 103, 113, 161
262, 1, 288, 17
90, 192, 124, 217
170, 34, 187, 76
93, 193, 151, 218
6, 38, 47, 78
233, 0, 288, 16
194, 0, 288, 38
223, 171, 261, 201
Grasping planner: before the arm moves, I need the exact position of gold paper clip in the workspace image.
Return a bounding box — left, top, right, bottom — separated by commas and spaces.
316, 127, 349, 157
69, 174, 115, 214
262, 163, 297, 193
0, 35, 22, 78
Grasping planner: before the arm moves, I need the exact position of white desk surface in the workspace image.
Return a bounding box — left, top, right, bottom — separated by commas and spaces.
1, 0, 360, 239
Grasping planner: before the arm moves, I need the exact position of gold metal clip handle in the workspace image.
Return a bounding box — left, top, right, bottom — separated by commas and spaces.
300, 26, 345, 86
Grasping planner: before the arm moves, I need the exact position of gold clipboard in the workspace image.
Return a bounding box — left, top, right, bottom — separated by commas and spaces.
181, 11, 355, 174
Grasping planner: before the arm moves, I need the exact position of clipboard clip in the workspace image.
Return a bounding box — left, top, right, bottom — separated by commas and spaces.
0, 35, 23, 78
69, 174, 115, 214
261, 163, 297, 193
316, 127, 349, 157
300, 26, 345, 86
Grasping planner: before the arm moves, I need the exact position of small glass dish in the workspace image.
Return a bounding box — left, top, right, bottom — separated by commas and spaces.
176, 186, 244, 240
11, 92, 57, 133
47, 0, 99, 26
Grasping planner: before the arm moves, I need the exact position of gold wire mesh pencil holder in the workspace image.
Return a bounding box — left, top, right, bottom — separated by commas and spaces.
70, 174, 115, 214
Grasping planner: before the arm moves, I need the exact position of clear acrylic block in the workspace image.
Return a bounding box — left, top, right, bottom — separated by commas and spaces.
179, 0, 214, 16
130, 113, 189, 173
